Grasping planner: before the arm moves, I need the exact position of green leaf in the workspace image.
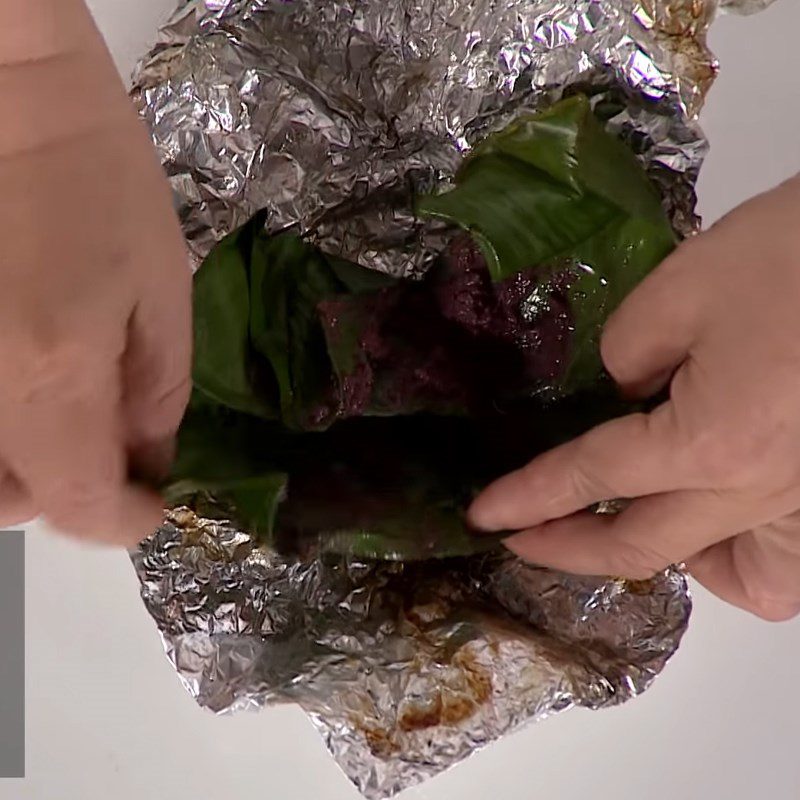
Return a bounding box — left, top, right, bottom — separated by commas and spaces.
164, 405, 289, 543
221, 473, 289, 542
248, 233, 301, 420
418, 153, 619, 281
248, 232, 356, 429
417, 94, 674, 283
573, 105, 666, 223
191, 217, 275, 418
468, 94, 585, 189
328, 256, 398, 294
283, 247, 345, 428
173, 95, 679, 562
316, 513, 504, 561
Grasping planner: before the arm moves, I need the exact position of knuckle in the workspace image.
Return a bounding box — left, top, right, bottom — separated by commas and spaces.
687, 423, 782, 488
567, 461, 607, 506
686, 429, 754, 486
47, 469, 121, 520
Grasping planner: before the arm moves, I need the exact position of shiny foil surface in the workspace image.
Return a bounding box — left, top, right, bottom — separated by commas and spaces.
134, 509, 690, 798
130, 0, 767, 796
131, 0, 725, 274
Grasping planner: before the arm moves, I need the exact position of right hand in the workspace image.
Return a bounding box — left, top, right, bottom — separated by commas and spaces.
0, 0, 192, 545
469, 175, 800, 620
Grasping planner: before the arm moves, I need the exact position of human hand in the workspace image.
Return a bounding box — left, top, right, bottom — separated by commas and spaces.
0, 0, 191, 544
469, 175, 800, 621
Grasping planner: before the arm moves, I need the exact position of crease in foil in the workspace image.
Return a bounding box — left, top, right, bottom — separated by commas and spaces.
127, 0, 761, 795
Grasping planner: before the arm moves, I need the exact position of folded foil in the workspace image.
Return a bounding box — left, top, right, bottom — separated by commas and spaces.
129, 0, 764, 795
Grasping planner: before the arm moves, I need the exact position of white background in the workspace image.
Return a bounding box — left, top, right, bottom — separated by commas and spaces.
3, 2, 800, 799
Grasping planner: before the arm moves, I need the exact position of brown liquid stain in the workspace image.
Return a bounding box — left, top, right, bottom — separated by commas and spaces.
623, 578, 656, 595
361, 724, 399, 758
398, 647, 493, 732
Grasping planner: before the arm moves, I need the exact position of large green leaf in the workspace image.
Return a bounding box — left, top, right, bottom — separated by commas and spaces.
418, 153, 619, 281
248, 232, 343, 428
417, 94, 674, 279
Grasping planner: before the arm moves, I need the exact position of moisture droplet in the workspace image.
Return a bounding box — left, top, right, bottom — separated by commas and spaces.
522, 283, 555, 322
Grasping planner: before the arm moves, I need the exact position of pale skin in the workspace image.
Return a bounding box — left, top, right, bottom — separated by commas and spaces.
0, 0, 191, 543
470, 176, 800, 622
4, 3, 799, 620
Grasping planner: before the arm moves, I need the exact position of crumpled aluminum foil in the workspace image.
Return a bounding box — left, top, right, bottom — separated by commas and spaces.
132, 0, 722, 275
129, 0, 768, 796
135, 510, 691, 798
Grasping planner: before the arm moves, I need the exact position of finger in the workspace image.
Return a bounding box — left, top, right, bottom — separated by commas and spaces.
688, 519, 800, 622
0, 469, 37, 527
469, 403, 687, 533
503, 489, 751, 579
122, 254, 192, 471
600, 236, 706, 397
0, 358, 162, 546
118, 126, 191, 469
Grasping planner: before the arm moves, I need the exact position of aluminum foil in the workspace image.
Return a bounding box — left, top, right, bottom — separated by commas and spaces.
128, 0, 762, 795
131, 0, 727, 274
134, 509, 690, 798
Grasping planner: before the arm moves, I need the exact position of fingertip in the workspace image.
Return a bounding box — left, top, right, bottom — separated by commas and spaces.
126, 375, 191, 444
467, 474, 518, 533
469, 450, 568, 533
46, 484, 163, 548
746, 599, 800, 624
115, 484, 164, 547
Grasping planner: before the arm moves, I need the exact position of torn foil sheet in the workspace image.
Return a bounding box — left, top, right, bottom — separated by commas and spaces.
134, 511, 691, 799
127, 0, 747, 795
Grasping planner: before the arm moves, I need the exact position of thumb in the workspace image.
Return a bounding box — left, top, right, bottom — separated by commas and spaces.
601, 236, 705, 398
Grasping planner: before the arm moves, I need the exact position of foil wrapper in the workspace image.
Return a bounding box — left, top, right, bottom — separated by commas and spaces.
131, 0, 724, 274
135, 510, 690, 798
128, 0, 761, 795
